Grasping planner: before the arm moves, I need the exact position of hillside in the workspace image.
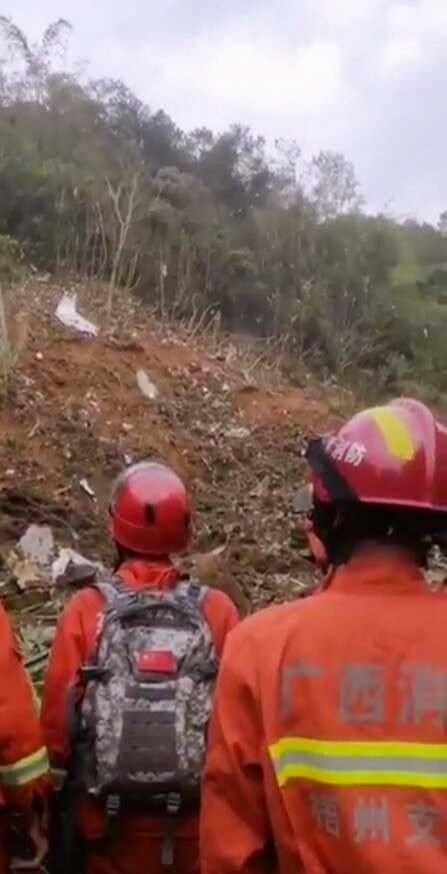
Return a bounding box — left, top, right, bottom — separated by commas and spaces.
2, 14, 447, 413
0, 280, 354, 689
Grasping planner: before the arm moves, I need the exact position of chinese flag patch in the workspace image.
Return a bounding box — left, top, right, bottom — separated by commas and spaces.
137, 651, 177, 674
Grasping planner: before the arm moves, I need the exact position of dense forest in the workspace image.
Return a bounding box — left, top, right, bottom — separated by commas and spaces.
1, 17, 447, 403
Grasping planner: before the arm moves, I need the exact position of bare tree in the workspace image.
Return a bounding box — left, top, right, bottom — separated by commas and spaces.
305, 150, 363, 221
105, 172, 142, 316
0, 16, 71, 100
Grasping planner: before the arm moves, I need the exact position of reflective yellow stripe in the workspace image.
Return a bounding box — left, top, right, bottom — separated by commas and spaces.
368, 407, 415, 461
269, 737, 447, 789
271, 738, 447, 759
0, 747, 49, 787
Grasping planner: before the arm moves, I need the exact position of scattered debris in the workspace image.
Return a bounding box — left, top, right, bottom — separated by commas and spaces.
6, 555, 42, 591
225, 426, 250, 440
28, 420, 40, 439
79, 478, 97, 501
0, 279, 354, 695
56, 292, 98, 337
136, 369, 159, 401
52, 548, 103, 588
19, 525, 54, 566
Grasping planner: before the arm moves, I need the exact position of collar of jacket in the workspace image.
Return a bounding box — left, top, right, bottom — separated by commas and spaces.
116, 559, 182, 592
324, 550, 430, 597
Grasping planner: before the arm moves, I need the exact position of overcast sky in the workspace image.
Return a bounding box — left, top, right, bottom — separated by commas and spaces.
2, 0, 446, 221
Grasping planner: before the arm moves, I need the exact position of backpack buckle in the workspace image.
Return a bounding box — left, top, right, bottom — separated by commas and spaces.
166, 792, 181, 815
81, 665, 110, 682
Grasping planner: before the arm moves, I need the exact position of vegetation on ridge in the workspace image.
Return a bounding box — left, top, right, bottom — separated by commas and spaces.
1, 17, 447, 403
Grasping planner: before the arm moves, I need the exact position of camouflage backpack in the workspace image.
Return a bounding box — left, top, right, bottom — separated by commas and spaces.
76, 577, 218, 816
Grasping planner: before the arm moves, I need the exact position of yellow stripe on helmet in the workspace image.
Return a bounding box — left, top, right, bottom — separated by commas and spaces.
368, 406, 415, 462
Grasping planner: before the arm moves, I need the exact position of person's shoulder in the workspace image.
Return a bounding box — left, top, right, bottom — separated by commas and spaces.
62, 577, 109, 615
228, 597, 310, 646
0, 598, 10, 622
201, 585, 238, 612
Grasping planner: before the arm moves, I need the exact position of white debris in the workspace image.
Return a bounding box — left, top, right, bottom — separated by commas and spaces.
35, 351, 43, 361
9, 528, 103, 592
28, 420, 40, 439
136, 369, 159, 401
79, 478, 97, 501
56, 293, 98, 337
8, 558, 41, 591
226, 426, 250, 440
51, 547, 103, 583
18, 525, 54, 566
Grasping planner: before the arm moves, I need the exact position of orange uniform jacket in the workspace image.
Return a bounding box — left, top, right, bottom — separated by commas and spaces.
201, 555, 447, 874
42, 560, 239, 840
0, 601, 48, 809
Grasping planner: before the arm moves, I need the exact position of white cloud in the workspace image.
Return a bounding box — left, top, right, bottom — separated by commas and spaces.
159, 36, 343, 116
92, 33, 345, 135
306, 0, 387, 28
386, 0, 447, 43
2, 0, 447, 218
377, 0, 447, 81
379, 37, 423, 79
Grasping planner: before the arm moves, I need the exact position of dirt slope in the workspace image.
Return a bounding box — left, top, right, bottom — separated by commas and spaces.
0, 280, 354, 675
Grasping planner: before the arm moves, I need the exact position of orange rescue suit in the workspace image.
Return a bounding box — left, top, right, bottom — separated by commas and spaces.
201, 555, 447, 874
42, 559, 239, 874
0, 601, 49, 872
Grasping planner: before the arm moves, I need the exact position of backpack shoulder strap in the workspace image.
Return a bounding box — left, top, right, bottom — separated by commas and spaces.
91, 574, 138, 617
176, 578, 208, 606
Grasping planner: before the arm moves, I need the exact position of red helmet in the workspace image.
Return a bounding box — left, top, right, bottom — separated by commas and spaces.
110, 462, 192, 555
306, 398, 447, 513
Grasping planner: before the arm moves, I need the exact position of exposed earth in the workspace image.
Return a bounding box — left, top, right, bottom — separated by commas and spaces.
0, 279, 355, 689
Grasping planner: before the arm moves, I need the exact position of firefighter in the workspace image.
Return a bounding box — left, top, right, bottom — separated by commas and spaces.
42, 461, 239, 874
201, 398, 447, 873
0, 601, 48, 872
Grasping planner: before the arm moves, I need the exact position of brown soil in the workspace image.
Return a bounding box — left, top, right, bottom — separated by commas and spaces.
0, 280, 354, 633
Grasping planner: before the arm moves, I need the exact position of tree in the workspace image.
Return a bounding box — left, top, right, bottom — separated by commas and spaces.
0, 16, 72, 101
306, 150, 363, 220
194, 124, 273, 214
273, 138, 302, 197
438, 210, 447, 236
0, 17, 446, 405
